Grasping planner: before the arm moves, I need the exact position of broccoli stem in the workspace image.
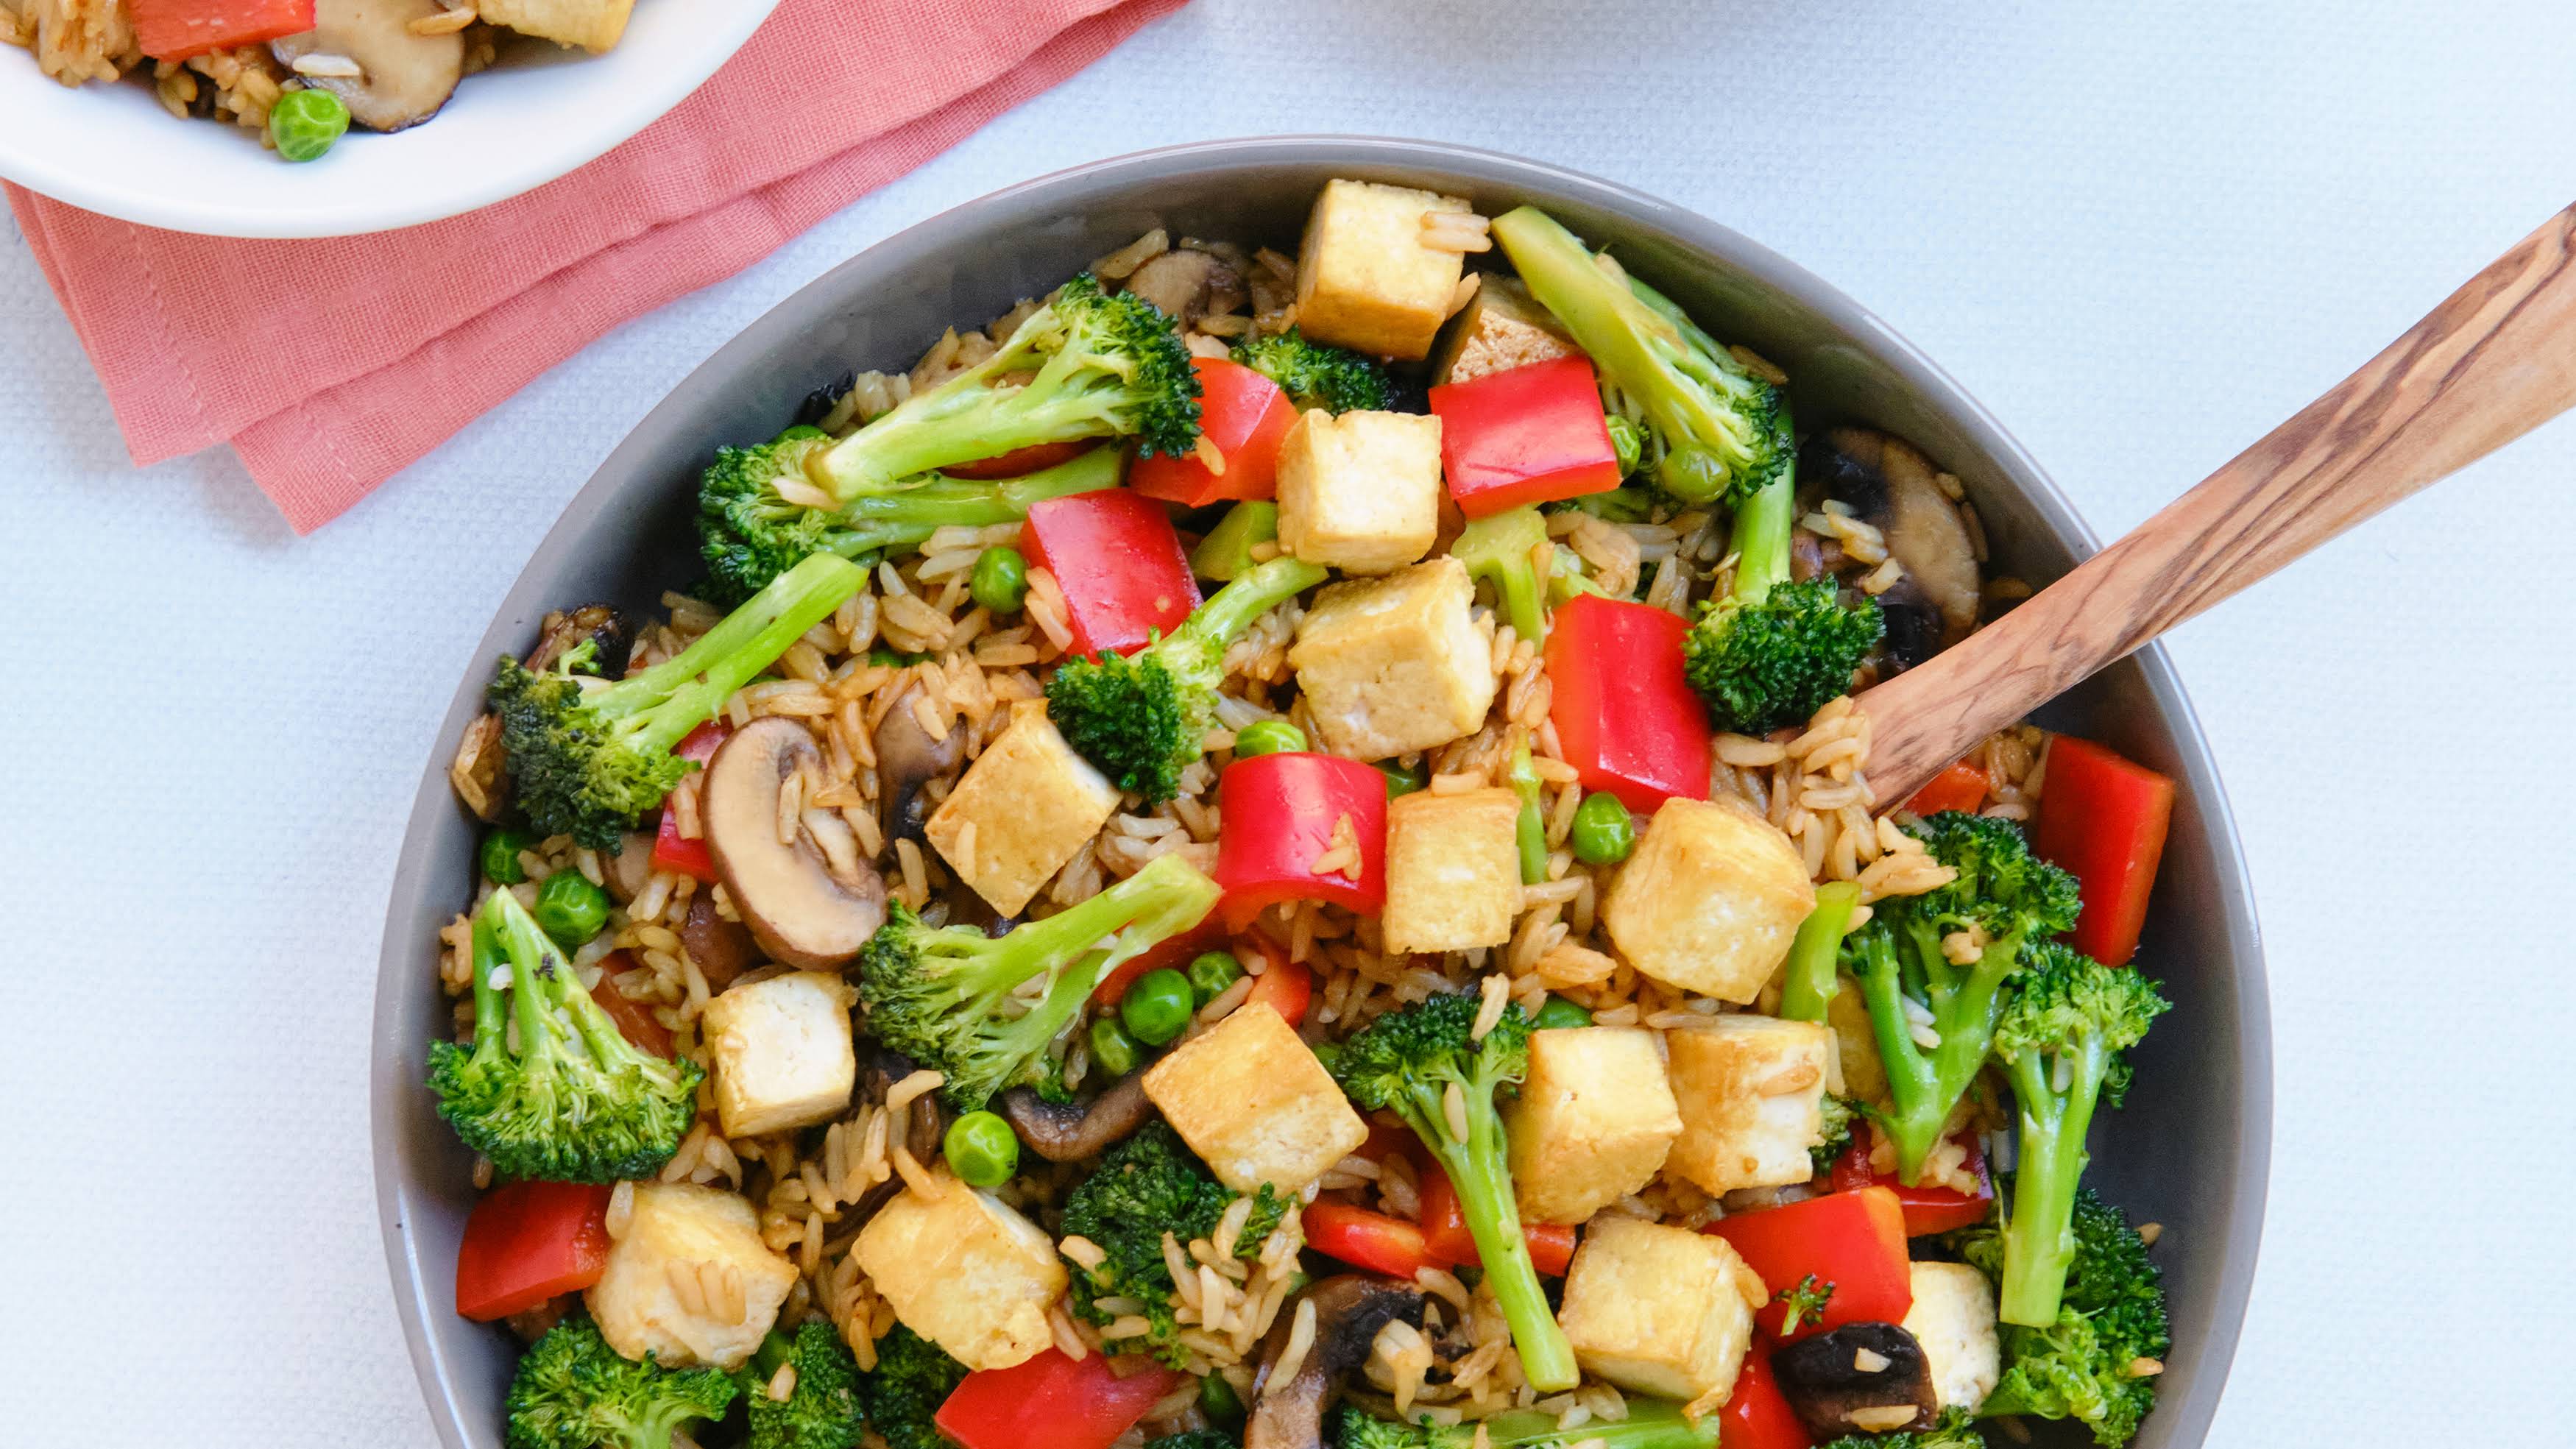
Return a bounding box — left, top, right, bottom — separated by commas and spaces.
1852, 927, 2020, 1181
1999, 1036, 2110, 1326
1405, 1077, 1579, 1392
1508, 743, 1548, 885
1185, 555, 1329, 648
1475, 1400, 1714, 1449
489, 887, 633, 1073
825, 448, 1123, 563
1780, 881, 1861, 1024
592, 553, 866, 755
1449, 506, 1550, 643
1727, 464, 1797, 607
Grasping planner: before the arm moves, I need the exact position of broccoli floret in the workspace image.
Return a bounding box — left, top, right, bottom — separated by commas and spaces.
739, 1322, 866, 1449
1058, 1122, 1287, 1365
1775, 1273, 1836, 1336
857, 852, 1222, 1110
1986, 946, 2171, 1326
1847, 812, 2081, 1182
489, 553, 867, 847
1490, 207, 1791, 507
1328, 993, 1577, 1392
1951, 1190, 2170, 1448
1148, 1434, 1241, 1449
1045, 555, 1328, 801
700, 440, 1122, 604
505, 1317, 739, 1449
1811, 1093, 1859, 1176
1682, 444, 1882, 734
1331, 1398, 1719, 1449
1231, 327, 1393, 413
429, 888, 702, 1183
1811, 1409, 1986, 1449
856, 1325, 969, 1449
1449, 505, 1549, 643
1604, 413, 1645, 477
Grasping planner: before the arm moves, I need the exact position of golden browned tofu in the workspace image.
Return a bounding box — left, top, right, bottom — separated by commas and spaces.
854, 1176, 1067, 1371
1504, 1026, 1682, 1224
1557, 1216, 1764, 1403
700, 970, 857, 1138
1381, 787, 1521, 953
1287, 559, 1497, 762
1432, 275, 1578, 385
478, 0, 632, 52
1275, 408, 1444, 575
1142, 999, 1368, 1195
926, 704, 1121, 916
1294, 179, 1473, 359
1827, 975, 1889, 1105
1602, 797, 1816, 1002
584, 1183, 797, 1371
1663, 1016, 1836, 1195
1905, 1261, 2002, 1412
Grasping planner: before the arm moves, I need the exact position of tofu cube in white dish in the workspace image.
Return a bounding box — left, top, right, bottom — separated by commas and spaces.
1275, 408, 1444, 576
1662, 1016, 1835, 1195
1287, 558, 1496, 762
926, 703, 1121, 918
1602, 796, 1816, 1003
699, 969, 857, 1138
1557, 1216, 1764, 1403
853, 1176, 1068, 1371
1504, 1025, 1683, 1225
1142, 999, 1368, 1196
1295, 178, 1474, 360
1904, 1261, 2003, 1413
584, 1183, 797, 1371
1381, 787, 1522, 953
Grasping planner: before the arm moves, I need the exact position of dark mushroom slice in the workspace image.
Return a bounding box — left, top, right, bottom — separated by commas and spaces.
679, 890, 760, 991
1248, 1275, 1428, 1449
839, 1045, 952, 1224
702, 717, 888, 970
999, 1074, 1155, 1162
874, 682, 965, 855
270, 0, 465, 133
448, 713, 507, 822
1800, 428, 1983, 659
601, 832, 656, 904
1769, 1322, 1940, 1439
525, 603, 629, 676
1121, 246, 1247, 330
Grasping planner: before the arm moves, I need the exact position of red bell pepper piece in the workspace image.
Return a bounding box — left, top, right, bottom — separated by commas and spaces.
130, 0, 314, 60
1212, 753, 1387, 930
1828, 1135, 1995, 1236
943, 441, 1098, 481
1428, 357, 1624, 518
1132, 358, 1297, 508
1705, 1188, 1912, 1342
1906, 758, 1990, 818
1543, 594, 1713, 813
587, 952, 676, 1059
1417, 1161, 1577, 1275
1303, 1200, 1436, 1278
2033, 735, 2176, 967
1240, 938, 1314, 1027
936, 1348, 1180, 1449
1022, 492, 1201, 656
1719, 1347, 1814, 1449
646, 723, 729, 882
454, 1180, 613, 1322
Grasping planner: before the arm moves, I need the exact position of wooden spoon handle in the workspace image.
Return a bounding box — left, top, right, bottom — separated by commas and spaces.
1860, 202, 2576, 804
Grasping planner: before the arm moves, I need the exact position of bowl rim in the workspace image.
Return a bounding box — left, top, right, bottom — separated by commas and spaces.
0, 0, 782, 239
371, 135, 2272, 1448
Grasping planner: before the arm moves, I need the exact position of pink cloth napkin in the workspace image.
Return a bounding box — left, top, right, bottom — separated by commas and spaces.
7, 0, 1183, 533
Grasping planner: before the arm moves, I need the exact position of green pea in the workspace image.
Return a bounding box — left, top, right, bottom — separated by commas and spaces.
775, 424, 829, 442
531, 870, 610, 947
943, 1110, 1020, 1188
1120, 968, 1196, 1046
269, 87, 349, 163
1088, 1016, 1142, 1078
970, 546, 1030, 614
1232, 720, 1306, 759
1198, 1372, 1245, 1428
1532, 996, 1594, 1031
1186, 950, 1245, 1005
1375, 759, 1427, 799
1570, 791, 1636, 865
478, 828, 535, 885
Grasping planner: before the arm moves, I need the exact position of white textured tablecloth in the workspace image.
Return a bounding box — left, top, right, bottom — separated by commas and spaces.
4, 1, 2571, 1441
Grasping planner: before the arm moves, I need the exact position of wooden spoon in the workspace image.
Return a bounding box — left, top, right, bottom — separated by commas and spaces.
1861, 202, 2576, 804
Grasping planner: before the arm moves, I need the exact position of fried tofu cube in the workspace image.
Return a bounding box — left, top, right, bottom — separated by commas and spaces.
1432, 275, 1578, 385
1827, 976, 1889, 1105
1663, 1016, 1836, 1195
1558, 1217, 1765, 1403
1294, 179, 1473, 359
1904, 1263, 2003, 1412
1143, 999, 1367, 1195
585, 1183, 797, 1371
1602, 797, 1816, 1002
699, 970, 857, 1138
1382, 787, 1521, 952
476, 0, 633, 52
1504, 1027, 1682, 1225
854, 1177, 1068, 1371
1287, 559, 1497, 761
1275, 408, 1444, 575
927, 704, 1121, 917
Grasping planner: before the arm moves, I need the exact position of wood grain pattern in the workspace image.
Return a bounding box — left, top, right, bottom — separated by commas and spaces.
1860, 202, 2576, 806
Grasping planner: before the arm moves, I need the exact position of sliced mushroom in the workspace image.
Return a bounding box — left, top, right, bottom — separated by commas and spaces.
1801, 428, 1982, 662
999, 1074, 1155, 1162
702, 716, 887, 970
679, 891, 760, 991
525, 603, 629, 676
1770, 1322, 1939, 1439
1248, 1276, 1428, 1449
1121, 247, 1246, 329
874, 682, 964, 853
448, 713, 506, 822
271, 0, 464, 133
601, 832, 656, 904
839, 1046, 952, 1225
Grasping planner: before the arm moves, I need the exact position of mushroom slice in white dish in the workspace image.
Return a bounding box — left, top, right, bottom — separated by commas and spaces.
271, 0, 465, 134
703, 716, 887, 970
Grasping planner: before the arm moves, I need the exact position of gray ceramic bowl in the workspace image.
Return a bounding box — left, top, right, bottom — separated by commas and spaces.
374, 137, 2270, 1449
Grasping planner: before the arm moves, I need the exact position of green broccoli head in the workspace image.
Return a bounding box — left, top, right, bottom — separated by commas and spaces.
1995, 943, 2171, 1113
1683, 578, 1883, 735
1908, 812, 2084, 953
428, 888, 702, 1183
1059, 1122, 1287, 1364
1329, 990, 1531, 1119
741, 1321, 866, 1449
1811, 1093, 1860, 1175
1813, 1409, 1986, 1449
696, 428, 841, 604
1148, 1434, 1242, 1449
857, 1325, 969, 1449
1952, 1188, 2170, 1447
1231, 327, 1395, 413
506, 1317, 740, 1449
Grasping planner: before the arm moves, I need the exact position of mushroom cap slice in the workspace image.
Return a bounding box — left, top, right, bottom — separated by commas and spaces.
702, 716, 887, 970
1769, 1321, 1940, 1439
1249, 1275, 1427, 1449
999, 1074, 1156, 1163
271, 0, 464, 134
